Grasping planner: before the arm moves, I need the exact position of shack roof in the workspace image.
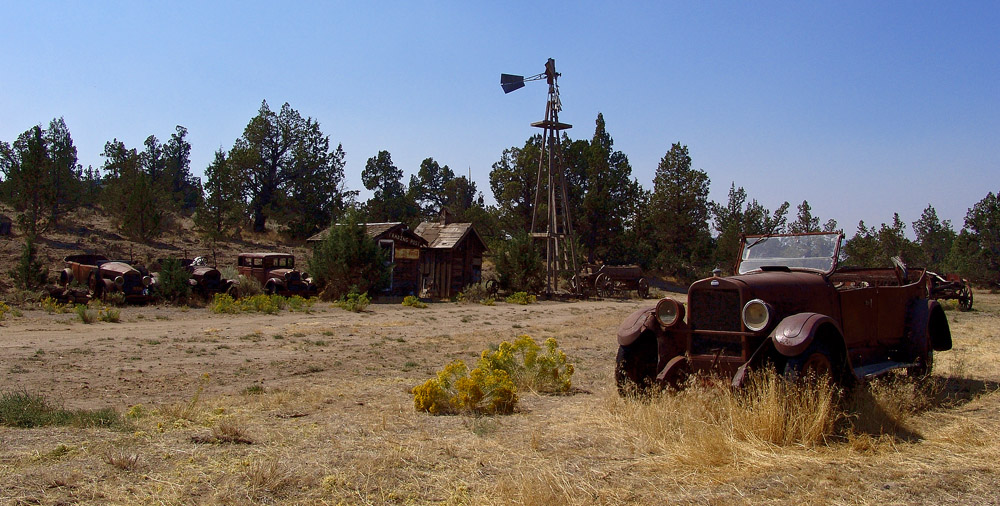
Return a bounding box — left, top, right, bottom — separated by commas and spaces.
413, 221, 488, 251
307, 222, 427, 247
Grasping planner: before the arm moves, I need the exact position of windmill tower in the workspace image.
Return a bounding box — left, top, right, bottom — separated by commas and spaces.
501, 59, 579, 296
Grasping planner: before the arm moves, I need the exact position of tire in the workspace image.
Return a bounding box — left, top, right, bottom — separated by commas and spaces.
784, 339, 838, 383
615, 332, 658, 396
595, 273, 613, 299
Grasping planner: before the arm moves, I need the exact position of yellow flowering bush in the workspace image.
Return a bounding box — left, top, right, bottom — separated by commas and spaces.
504, 292, 536, 305
412, 334, 573, 415
210, 293, 308, 314
480, 335, 574, 393
0, 301, 11, 321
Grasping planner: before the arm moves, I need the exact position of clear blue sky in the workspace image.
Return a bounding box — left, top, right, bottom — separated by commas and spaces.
2, 1, 997, 236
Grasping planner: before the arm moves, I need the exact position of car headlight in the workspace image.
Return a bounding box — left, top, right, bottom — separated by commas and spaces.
114, 276, 125, 288
142, 275, 153, 287
742, 299, 772, 332
655, 297, 685, 327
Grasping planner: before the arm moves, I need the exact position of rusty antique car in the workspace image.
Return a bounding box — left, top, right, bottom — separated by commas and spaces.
60, 254, 153, 304
236, 252, 316, 296
615, 232, 952, 394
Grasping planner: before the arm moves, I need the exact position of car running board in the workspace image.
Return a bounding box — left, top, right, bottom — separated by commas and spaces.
853, 361, 916, 379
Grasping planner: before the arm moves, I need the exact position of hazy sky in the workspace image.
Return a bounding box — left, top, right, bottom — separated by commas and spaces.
2, 1, 997, 236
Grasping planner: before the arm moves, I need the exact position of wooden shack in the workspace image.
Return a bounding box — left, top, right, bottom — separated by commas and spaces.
307, 222, 427, 296
414, 212, 489, 299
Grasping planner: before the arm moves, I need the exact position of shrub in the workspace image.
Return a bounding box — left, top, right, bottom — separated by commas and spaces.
0, 302, 11, 321
209, 293, 288, 314
41, 296, 71, 314
505, 292, 536, 305
402, 295, 427, 308
156, 258, 192, 303
491, 231, 544, 294
412, 334, 574, 415
336, 289, 370, 313
8, 233, 48, 290
98, 305, 121, 323
286, 295, 315, 313
101, 291, 126, 307
457, 282, 494, 305
308, 208, 391, 300
480, 335, 574, 393
0, 390, 125, 429
75, 304, 98, 324
412, 360, 518, 415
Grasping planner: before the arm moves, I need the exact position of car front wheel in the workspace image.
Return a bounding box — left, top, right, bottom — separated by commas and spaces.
784, 340, 838, 383
615, 332, 658, 396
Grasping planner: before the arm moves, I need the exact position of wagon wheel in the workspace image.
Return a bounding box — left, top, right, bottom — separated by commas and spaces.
958, 286, 974, 311
485, 279, 499, 297
595, 273, 613, 298
637, 278, 650, 299
569, 274, 581, 295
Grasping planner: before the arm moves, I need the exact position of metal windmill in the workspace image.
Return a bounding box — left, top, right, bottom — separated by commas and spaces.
501, 58, 578, 296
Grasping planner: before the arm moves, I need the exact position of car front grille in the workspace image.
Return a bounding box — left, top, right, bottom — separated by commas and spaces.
689, 289, 742, 332
689, 288, 743, 357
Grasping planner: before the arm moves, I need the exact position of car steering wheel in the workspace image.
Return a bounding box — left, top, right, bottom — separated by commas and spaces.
891, 256, 908, 285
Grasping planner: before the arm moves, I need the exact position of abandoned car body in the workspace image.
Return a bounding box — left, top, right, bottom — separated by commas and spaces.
60, 254, 153, 303
615, 232, 952, 393
236, 252, 316, 296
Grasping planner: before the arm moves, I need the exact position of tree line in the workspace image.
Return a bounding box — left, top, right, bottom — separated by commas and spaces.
2, 102, 999, 288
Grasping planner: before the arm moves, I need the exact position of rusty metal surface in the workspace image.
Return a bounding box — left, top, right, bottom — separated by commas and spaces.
927, 271, 974, 311
573, 264, 649, 299
62, 254, 150, 303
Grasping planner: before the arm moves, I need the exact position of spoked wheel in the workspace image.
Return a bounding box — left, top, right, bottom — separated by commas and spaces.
958, 286, 973, 311
595, 273, 613, 299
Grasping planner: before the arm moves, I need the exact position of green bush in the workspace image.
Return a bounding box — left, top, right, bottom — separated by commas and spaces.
8, 233, 48, 290
491, 231, 544, 294
308, 208, 391, 301
209, 293, 315, 314
504, 292, 536, 305
156, 258, 192, 303
402, 295, 427, 308
457, 282, 494, 305
336, 289, 370, 312
75, 304, 98, 324
0, 390, 125, 429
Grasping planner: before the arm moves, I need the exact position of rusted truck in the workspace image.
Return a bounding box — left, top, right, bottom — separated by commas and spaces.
236, 252, 316, 296
60, 254, 153, 304
615, 232, 952, 394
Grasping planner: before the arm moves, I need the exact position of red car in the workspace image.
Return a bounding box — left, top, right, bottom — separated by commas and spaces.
236, 252, 316, 296
615, 232, 952, 393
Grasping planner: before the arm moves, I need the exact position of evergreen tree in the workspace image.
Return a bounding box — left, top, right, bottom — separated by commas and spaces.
308, 207, 391, 300
230, 101, 349, 233
0, 118, 83, 235
964, 190, 1000, 280
647, 143, 712, 279
101, 139, 164, 242
361, 150, 417, 223
489, 135, 543, 234
407, 157, 456, 219
911, 204, 955, 271
9, 233, 48, 289
195, 150, 245, 239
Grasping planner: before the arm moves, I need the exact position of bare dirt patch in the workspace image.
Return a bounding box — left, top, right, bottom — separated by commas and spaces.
2, 294, 999, 504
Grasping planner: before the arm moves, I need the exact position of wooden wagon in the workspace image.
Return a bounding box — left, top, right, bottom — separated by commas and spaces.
571, 264, 649, 298
928, 271, 973, 311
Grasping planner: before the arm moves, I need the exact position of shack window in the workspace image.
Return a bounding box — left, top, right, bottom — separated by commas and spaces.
379, 240, 394, 262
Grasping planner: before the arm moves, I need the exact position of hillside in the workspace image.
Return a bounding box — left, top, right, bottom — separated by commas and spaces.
0, 204, 312, 299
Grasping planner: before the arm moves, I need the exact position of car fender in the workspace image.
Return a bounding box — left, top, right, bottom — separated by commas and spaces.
771, 312, 842, 357
617, 306, 656, 346
927, 300, 952, 351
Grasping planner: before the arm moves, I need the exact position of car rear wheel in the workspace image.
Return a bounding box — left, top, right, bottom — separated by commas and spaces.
615, 332, 658, 396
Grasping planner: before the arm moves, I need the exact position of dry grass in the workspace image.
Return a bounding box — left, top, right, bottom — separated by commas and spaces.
1, 294, 999, 504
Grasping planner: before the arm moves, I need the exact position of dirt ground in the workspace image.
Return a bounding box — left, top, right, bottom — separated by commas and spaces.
2, 291, 1000, 505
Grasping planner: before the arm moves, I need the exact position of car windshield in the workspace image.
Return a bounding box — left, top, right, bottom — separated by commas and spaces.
738, 233, 841, 275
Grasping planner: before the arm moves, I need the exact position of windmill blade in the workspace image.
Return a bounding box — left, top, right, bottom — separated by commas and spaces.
500, 74, 525, 94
